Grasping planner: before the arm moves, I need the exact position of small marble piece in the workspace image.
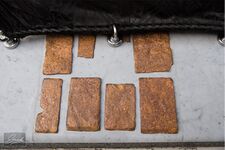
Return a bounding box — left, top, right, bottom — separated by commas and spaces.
67, 77, 101, 131
35, 78, 63, 133
105, 84, 136, 130
133, 33, 173, 73
139, 78, 178, 133
43, 35, 73, 75
78, 35, 96, 58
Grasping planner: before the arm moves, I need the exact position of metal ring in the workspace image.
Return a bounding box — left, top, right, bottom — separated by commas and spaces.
107, 25, 122, 47
217, 33, 224, 47
112, 25, 118, 37
3, 38, 20, 49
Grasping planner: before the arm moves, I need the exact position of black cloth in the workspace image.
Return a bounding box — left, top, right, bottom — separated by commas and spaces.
0, 0, 224, 38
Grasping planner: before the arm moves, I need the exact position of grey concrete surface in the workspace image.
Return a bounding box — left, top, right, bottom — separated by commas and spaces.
0, 33, 224, 143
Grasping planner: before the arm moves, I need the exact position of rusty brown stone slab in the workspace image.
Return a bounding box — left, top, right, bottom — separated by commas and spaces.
139, 78, 178, 134
35, 78, 63, 133
78, 35, 96, 58
105, 84, 136, 130
66, 78, 101, 131
43, 35, 73, 75
133, 33, 173, 73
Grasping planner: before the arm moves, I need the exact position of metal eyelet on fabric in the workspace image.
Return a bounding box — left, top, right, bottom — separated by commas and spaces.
0, 30, 20, 49
107, 25, 122, 47
3, 38, 20, 49
217, 33, 224, 47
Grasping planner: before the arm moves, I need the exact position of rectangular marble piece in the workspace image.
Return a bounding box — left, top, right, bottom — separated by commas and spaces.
35, 78, 63, 133
139, 78, 178, 134
133, 33, 173, 73
43, 35, 73, 75
78, 35, 96, 58
105, 84, 136, 130
66, 78, 101, 131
